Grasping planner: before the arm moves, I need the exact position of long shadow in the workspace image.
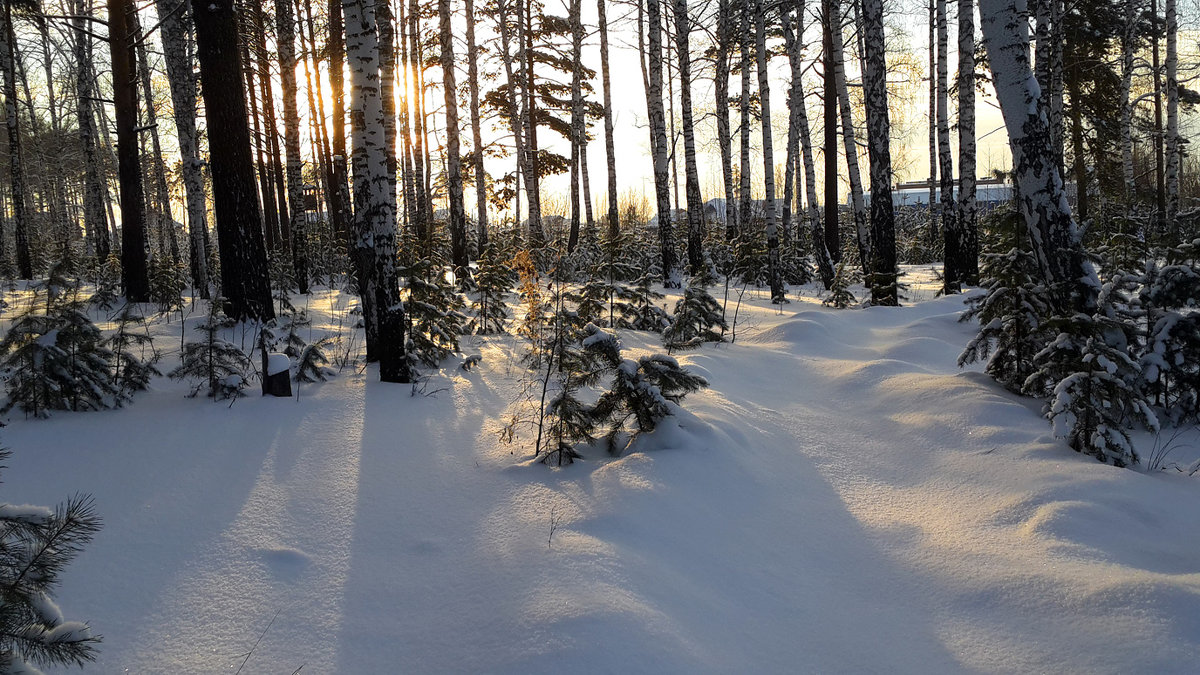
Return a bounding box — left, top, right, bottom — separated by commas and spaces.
328, 349, 968, 672
3, 388, 291, 671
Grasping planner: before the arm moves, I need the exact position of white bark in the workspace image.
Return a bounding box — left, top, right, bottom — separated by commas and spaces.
979, 0, 1097, 309
754, 0, 782, 299
829, 2, 870, 272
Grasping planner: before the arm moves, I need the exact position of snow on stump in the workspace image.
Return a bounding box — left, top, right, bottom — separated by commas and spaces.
262, 351, 292, 397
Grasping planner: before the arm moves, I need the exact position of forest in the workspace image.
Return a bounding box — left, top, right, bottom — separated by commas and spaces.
0, 0, 1200, 671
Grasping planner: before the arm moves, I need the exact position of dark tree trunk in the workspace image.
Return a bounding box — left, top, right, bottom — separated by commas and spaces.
108, 0, 149, 297
193, 0, 275, 321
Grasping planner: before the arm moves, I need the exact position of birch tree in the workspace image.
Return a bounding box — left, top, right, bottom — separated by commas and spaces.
465, 0, 487, 249
829, 0, 870, 273
862, 0, 896, 305
156, 0, 209, 296
738, 0, 752, 233
597, 0, 619, 239
440, 0, 468, 270
71, 0, 108, 261
675, 0, 704, 271
277, 0, 309, 293
958, 0, 979, 285
344, 0, 410, 382
979, 0, 1097, 311
783, 0, 833, 287
937, 0, 959, 294
754, 0, 782, 300
647, 0, 677, 284
1165, 0, 1179, 224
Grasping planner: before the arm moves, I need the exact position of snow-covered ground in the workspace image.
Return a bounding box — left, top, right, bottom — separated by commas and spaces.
5, 267, 1200, 673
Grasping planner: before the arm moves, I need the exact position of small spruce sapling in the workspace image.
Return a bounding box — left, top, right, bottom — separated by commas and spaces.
959, 209, 1054, 392
620, 273, 671, 332
663, 271, 726, 352
467, 243, 514, 335
0, 265, 118, 417
0, 448, 101, 671
106, 304, 161, 403
1027, 279, 1157, 467
403, 257, 468, 368
170, 299, 253, 399
822, 261, 857, 309
148, 256, 186, 315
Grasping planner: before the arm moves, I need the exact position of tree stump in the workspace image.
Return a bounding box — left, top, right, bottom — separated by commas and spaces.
262, 351, 292, 397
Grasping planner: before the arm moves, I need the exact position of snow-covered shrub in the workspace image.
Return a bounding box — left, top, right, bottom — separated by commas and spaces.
590, 352, 708, 455
148, 255, 185, 314
1026, 280, 1158, 467
88, 253, 121, 312
169, 299, 252, 400
0, 447, 100, 671
620, 273, 671, 332
294, 337, 335, 383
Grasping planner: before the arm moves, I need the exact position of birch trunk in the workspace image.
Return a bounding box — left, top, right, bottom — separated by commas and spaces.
754, 0, 782, 300
676, 0, 704, 272
71, 0, 108, 261
408, 0, 430, 243
344, 0, 410, 382
497, 0, 529, 240
862, 0, 896, 305
134, 14, 179, 262
521, 0, 543, 245
737, 0, 752, 234
276, 0, 308, 293
568, 0, 583, 253
786, 0, 833, 287
979, 0, 1096, 311
465, 0, 487, 249
597, 0, 620, 239
1120, 0, 1135, 207
714, 0, 736, 240
958, 0, 979, 284
830, 1, 870, 273
647, 0, 677, 284
937, 0, 958, 294
328, 0, 351, 242
1165, 0, 1179, 224
440, 0, 468, 270
158, 0, 209, 295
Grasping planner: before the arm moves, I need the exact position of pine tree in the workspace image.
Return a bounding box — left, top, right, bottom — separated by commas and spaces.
170, 299, 253, 399
620, 273, 671, 332
0, 448, 101, 671
590, 351, 708, 455
294, 337, 335, 383
663, 274, 726, 352
149, 256, 186, 314
0, 268, 118, 417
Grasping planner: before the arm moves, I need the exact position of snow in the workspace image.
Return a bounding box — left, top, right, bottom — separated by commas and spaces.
266, 352, 290, 376
3, 275, 1200, 673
